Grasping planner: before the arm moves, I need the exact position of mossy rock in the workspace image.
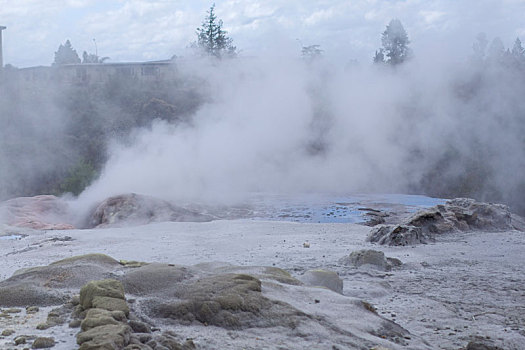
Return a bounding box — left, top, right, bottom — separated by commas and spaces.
119, 260, 149, 268
77, 324, 132, 348
124, 344, 154, 350
128, 320, 151, 333
81, 313, 120, 331
79, 279, 125, 309
343, 250, 388, 269
92, 296, 129, 316
84, 308, 127, 322
150, 273, 306, 330
121, 263, 190, 295
14, 335, 27, 345
50, 254, 120, 267
26, 306, 40, 313
153, 332, 195, 350
2, 328, 15, 336
0, 282, 66, 307
3, 307, 22, 313
339, 250, 403, 271
31, 337, 55, 348
263, 267, 302, 285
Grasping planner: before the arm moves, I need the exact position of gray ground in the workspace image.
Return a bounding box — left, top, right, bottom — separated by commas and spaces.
1, 216, 524, 349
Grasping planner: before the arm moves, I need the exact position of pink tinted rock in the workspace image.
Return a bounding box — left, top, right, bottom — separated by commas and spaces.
0, 195, 75, 230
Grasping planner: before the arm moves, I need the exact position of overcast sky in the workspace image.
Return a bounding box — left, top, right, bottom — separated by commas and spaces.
0, 0, 523, 67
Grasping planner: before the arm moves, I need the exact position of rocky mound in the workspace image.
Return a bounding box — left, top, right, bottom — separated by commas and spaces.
339, 249, 402, 271
75, 279, 196, 350
0, 254, 425, 349
89, 193, 214, 228
368, 198, 524, 246
0, 195, 75, 230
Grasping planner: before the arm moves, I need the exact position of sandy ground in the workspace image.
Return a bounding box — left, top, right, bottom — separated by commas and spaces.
1, 219, 524, 349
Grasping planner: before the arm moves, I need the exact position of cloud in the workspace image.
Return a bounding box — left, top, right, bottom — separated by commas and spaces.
1, 1, 524, 69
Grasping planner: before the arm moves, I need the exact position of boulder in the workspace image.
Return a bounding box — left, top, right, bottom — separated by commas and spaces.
81, 309, 121, 331
31, 337, 55, 348
299, 269, 344, 294
92, 296, 130, 316
339, 250, 402, 271
79, 279, 126, 310
145, 332, 195, 350
406, 198, 517, 233
368, 225, 427, 246
89, 193, 213, 228
466, 339, 504, 350
367, 198, 523, 246
0, 195, 75, 230
77, 324, 132, 349
128, 320, 151, 334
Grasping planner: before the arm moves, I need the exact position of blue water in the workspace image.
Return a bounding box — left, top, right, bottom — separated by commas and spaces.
249, 193, 446, 224
0, 234, 23, 240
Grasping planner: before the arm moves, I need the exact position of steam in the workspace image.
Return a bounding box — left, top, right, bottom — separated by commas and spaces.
75, 54, 525, 216
1, 44, 524, 224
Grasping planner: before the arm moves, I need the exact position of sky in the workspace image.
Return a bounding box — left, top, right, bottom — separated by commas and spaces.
0, 0, 524, 67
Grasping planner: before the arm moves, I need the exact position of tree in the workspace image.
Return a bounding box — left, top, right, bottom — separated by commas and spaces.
472, 33, 488, 61
511, 37, 524, 58
194, 4, 236, 58
378, 19, 410, 65
82, 51, 109, 64
487, 37, 505, 61
373, 48, 385, 64
301, 44, 323, 62
53, 40, 81, 65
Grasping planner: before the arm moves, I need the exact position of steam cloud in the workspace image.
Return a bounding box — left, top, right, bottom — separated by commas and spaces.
1, 44, 524, 223
74, 54, 525, 215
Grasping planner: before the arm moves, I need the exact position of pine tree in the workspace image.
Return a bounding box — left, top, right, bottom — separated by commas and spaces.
373, 49, 385, 64
195, 4, 236, 58
82, 51, 109, 64
472, 33, 488, 61
487, 37, 505, 61
301, 45, 323, 62
53, 40, 81, 65
511, 37, 524, 58
380, 19, 410, 65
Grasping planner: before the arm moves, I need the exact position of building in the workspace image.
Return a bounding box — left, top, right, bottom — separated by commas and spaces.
0, 26, 6, 68
15, 60, 177, 86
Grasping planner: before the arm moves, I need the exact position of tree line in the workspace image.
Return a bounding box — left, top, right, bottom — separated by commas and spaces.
53, 5, 525, 70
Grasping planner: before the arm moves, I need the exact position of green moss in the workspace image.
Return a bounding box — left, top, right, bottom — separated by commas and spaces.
79, 279, 125, 310
91, 296, 129, 316
51, 254, 120, 267
263, 267, 302, 285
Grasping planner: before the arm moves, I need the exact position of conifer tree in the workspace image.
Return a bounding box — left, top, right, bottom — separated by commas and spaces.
53, 40, 81, 65
379, 19, 410, 65
195, 4, 236, 58
373, 49, 385, 64
511, 37, 524, 58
